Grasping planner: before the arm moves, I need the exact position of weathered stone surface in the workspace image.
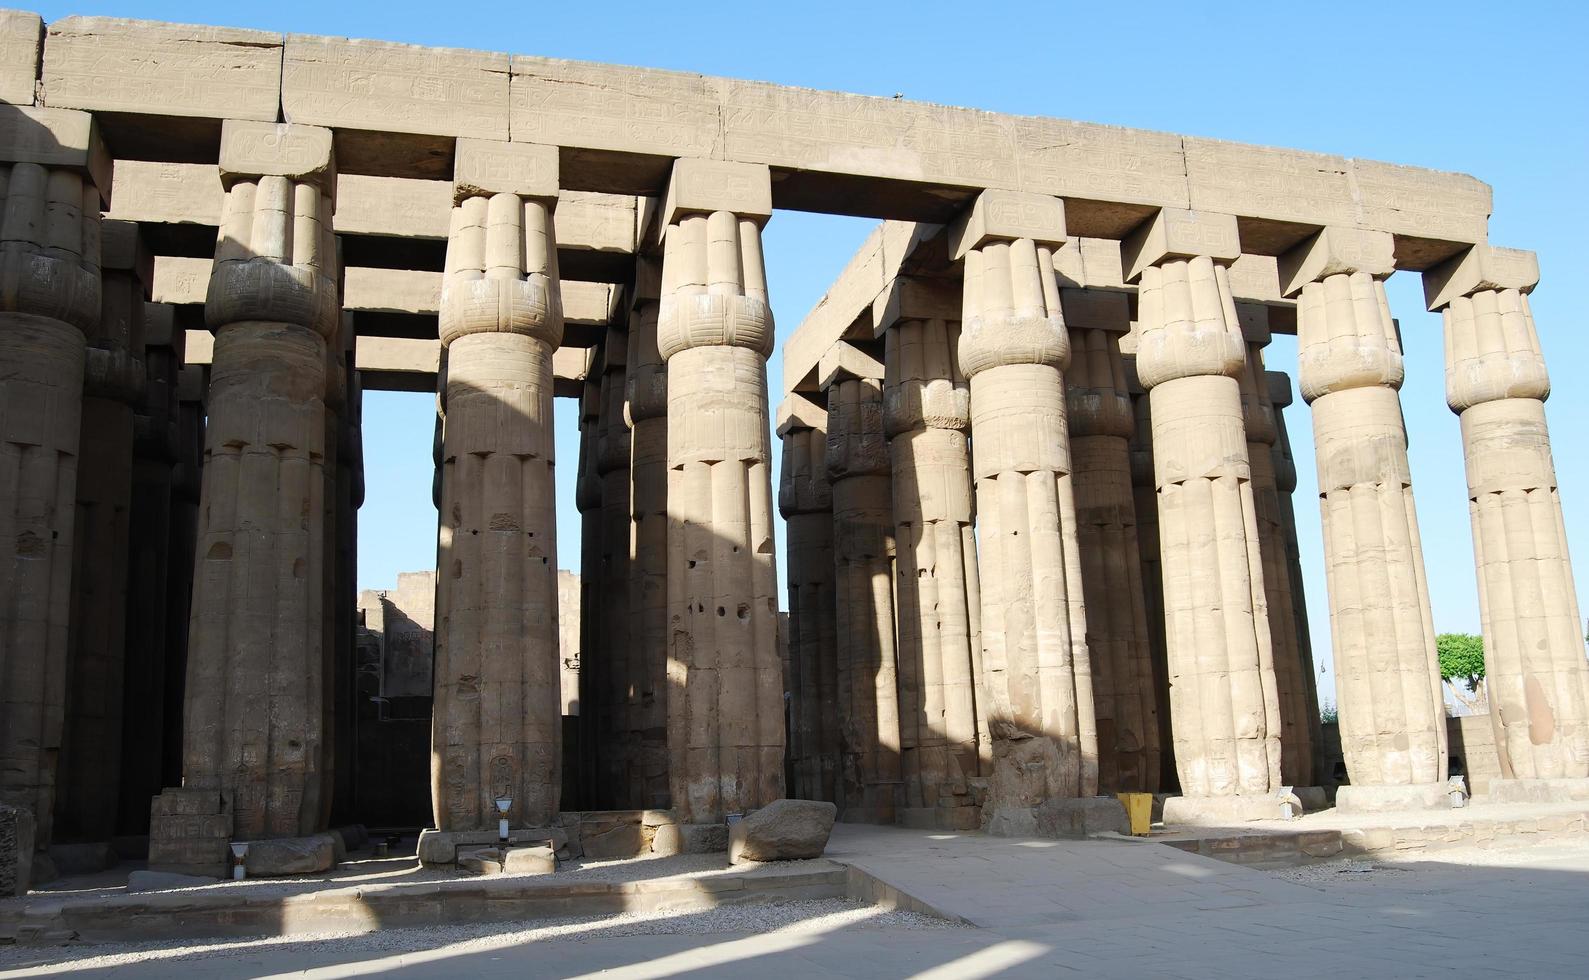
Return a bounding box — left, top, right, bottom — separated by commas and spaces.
1333, 782, 1451, 814
581, 824, 643, 860
503, 845, 556, 875
649, 823, 682, 857
728, 799, 837, 864
0, 10, 41, 105
1032, 797, 1131, 838
147, 788, 231, 877
678, 823, 729, 854
42, 16, 281, 121
0, 803, 34, 897
126, 869, 220, 892
0, 104, 111, 200
242, 834, 338, 877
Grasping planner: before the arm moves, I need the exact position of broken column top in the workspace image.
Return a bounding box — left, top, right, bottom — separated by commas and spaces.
662, 158, 773, 230
1121, 207, 1241, 283
453, 138, 559, 202
776, 391, 828, 436
218, 120, 335, 191
948, 188, 1067, 259
1279, 226, 1396, 297
1422, 243, 1539, 311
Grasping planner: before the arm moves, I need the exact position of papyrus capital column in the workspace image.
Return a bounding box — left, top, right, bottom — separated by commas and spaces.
432, 138, 564, 831
1283, 227, 1448, 809
0, 106, 107, 867
1124, 208, 1286, 822
953, 190, 1104, 834
658, 159, 782, 824
1425, 244, 1589, 791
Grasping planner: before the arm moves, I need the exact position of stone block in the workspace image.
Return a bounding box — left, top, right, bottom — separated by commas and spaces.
219, 120, 335, 187
42, 16, 281, 121
872, 276, 960, 333
650, 824, 682, 856
1423, 244, 1539, 311
1225, 253, 1285, 305
0, 10, 41, 105
1058, 288, 1130, 333
775, 392, 827, 436
1121, 208, 1241, 283
1350, 157, 1491, 247
148, 788, 232, 878
283, 34, 508, 140
948, 189, 1066, 259
1483, 777, 1589, 805
581, 823, 644, 860
454, 138, 558, 201
1185, 137, 1358, 233
1161, 791, 1302, 826
242, 833, 338, 877
108, 161, 224, 227
1033, 797, 1130, 838
1279, 227, 1396, 297
458, 847, 503, 875
417, 827, 565, 866
728, 799, 836, 865
336, 174, 450, 238
0, 104, 111, 199
818, 340, 884, 390
662, 159, 772, 228
47, 842, 114, 875
126, 869, 221, 892
679, 823, 729, 854
1332, 782, 1453, 814
0, 802, 33, 897
503, 845, 556, 874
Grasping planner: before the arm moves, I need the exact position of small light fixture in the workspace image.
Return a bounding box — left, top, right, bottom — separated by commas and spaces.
1279, 786, 1297, 821
230, 842, 250, 880
495, 796, 513, 842
1447, 775, 1469, 809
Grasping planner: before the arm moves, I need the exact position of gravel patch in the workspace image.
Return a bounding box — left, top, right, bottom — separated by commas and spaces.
1270, 859, 1410, 887
0, 898, 962, 973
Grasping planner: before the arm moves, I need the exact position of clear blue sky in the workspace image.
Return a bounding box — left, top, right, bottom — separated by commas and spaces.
36, 1, 1589, 710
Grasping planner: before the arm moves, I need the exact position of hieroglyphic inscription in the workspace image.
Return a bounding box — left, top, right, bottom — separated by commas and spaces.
1351, 159, 1491, 245
0, 10, 41, 105
219, 120, 334, 185
453, 137, 557, 200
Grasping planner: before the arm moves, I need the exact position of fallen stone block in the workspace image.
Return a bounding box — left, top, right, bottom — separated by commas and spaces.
1034, 797, 1131, 838
126, 870, 222, 892
503, 845, 556, 875
650, 824, 682, 856
679, 823, 729, 854
47, 841, 115, 875
458, 847, 504, 875
729, 799, 837, 865
582, 823, 644, 860
418, 827, 567, 865
243, 833, 338, 877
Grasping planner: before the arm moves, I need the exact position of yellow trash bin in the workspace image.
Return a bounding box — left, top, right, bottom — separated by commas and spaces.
1117, 792, 1152, 836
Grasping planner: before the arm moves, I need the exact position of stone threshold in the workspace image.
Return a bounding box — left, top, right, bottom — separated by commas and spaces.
0, 862, 848, 946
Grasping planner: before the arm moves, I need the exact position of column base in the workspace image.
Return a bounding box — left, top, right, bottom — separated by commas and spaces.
148, 788, 233, 878
1333, 782, 1452, 814
1162, 791, 1303, 827
1293, 786, 1329, 812
1483, 777, 1589, 805
897, 805, 982, 832
983, 797, 1130, 838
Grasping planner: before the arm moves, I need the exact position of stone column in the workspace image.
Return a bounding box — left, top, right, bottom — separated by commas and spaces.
822, 341, 902, 824
1265, 370, 1323, 784
658, 159, 783, 826
0, 107, 106, 866
151, 122, 340, 870
117, 302, 182, 838
431, 139, 564, 832
595, 321, 633, 808
1236, 304, 1319, 800
56, 220, 148, 853
626, 256, 670, 809
777, 393, 838, 803
1283, 228, 1448, 810
954, 191, 1109, 836
162, 363, 204, 792
1063, 287, 1161, 794
575, 362, 601, 808
1124, 208, 1287, 824
1426, 244, 1589, 797
876, 278, 987, 828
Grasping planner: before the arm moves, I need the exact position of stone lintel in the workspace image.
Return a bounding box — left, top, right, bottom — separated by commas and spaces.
1264, 369, 1294, 408
0, 104, 111, 204
101, 218, 154, 286
218, 120, 335, 192
1423, 244, 1539, 311
775, 392, 827, 436
1121, 207, 1240, 283
1279, 227, 1396, 298
453, 138, 558, 202
0, 10, 41, 106
818, 340, 884, 391
1059, 287, 1131, 333
1236, 302, 1272, 345
948, 189, 1066, 260
632, 254, 663, 304
871, 276, 960, 336
661, 158, 773, 232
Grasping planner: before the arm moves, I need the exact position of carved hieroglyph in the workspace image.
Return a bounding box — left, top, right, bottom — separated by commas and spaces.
432, 139, 563, 830
172, 120, 340, 841
1064, 289, 1161, 794
824, 349, 902, 823
778, 394, 837, 804
880, 281, 988, 821
1126, 208, 1283, 813
0, 112, 104, 855
1288, 228, 1446, 801
657, 160, 783, 824
1428, 245, 1589, 781
953, 190, 1098, 825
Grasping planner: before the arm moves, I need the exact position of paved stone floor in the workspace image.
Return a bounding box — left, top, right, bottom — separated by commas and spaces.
4, 824, 1588, 978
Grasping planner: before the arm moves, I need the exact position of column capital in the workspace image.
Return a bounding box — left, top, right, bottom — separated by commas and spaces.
1236, 302, 1272, 345
775, 392, 827, 436
661, 158, 772, 229
101, 218, 154, 290
219, 120, 334, 194
1058, 287, 1130, 333
948, 189, 1065, 260
1264, 369, 1294, 409
818, 338, 884, 391
453, 138, 559, 203
872, 276, 960, 334
1279, 227, 1395, 297
0, 103, 111, 205
1121, 208, 1239, 283
1423, 244, 1538, 312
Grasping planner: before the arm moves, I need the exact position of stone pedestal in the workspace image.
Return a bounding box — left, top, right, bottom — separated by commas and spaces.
1, 110, 107, 861
1334, 782, 1451, 814
952, 191, 1098, 826
1125, 208, 1282, 814
431, 139, 564, 831
1483, 777, 1589, 805
1285, 229, 1447, 797
658, 160, 784, 823
148, 787, 232, 878
1428, 245, 1589, 783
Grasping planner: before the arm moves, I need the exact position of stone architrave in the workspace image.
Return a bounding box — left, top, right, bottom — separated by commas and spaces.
876, 277, 987, 826
657, 159, 783, 825
952, 190, 1101, 834
56, 219, 148, 848
777, 393, 838, 804
431, 138, 564, 831
0, 107, 106, 862
593, 319, 633, 808
1284, 228, 1448, 810
1236, 304, 1317, 793
1124, 208, 1286, 823
1063, 287, 1161, 794
1426, 245, 1589, 792
822, 340, 902, 824
625, 255, 670, 809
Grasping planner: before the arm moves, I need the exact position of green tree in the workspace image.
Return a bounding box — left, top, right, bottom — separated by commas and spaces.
1437, 632, 1488, 715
